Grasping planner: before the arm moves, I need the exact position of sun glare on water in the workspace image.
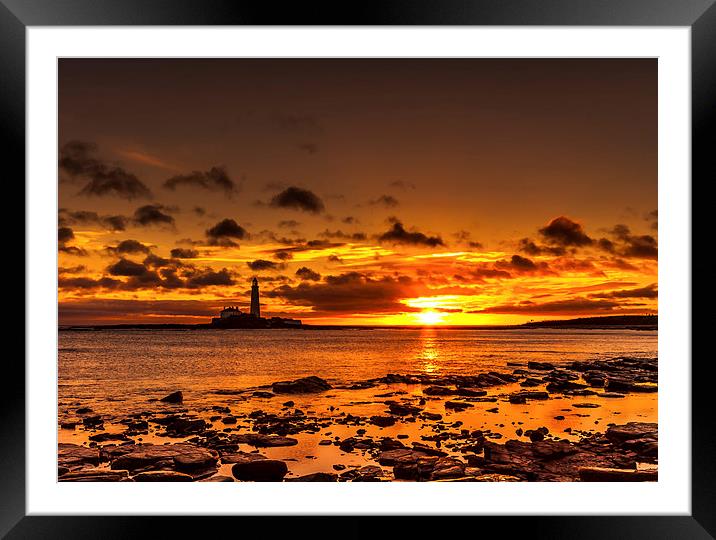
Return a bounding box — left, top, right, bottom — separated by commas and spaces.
416, 310, 445, 325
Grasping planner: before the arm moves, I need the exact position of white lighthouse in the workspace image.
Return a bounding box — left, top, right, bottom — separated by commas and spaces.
250, 277, 260, 317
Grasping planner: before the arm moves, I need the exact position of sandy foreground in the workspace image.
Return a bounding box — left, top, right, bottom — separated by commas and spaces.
58, 356, 657, 482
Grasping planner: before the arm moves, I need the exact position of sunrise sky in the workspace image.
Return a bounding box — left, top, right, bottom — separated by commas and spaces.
58, 59, 657, 326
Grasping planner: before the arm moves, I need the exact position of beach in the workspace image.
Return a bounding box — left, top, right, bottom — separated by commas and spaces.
58, 328, 657, 482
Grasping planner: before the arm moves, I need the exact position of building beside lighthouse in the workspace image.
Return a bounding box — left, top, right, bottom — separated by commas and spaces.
210, 277, 302, 329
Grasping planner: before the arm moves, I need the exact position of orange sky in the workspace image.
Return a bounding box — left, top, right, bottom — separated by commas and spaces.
58, 59, 657, 326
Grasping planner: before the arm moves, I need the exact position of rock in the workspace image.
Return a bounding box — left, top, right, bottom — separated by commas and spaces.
578, 467, 657, 482
423, 386, 456, 396
59, 469, 129, 482
286, 472, 337, 482
387, 402, 422, 416
200, 475, 234, 482
233, 434, 298, 447
252, 391, 274, 398
546, 381, 588, 393
605, 422, 658, 443
165, 417, 207, 436
221, 416, 237, 425
509, 395, 526, 404
528, 361, 554, 371
420, 412, 443, 421
160, 391, 183, 404
110, 443, 218, 472
133, 471, 193, 482
82, 415, 103, 427
231, 458, 288, 481
369, 415, 396, 427
445, 401, 473, 411
377, 449, 429, 466
60, 421, 78, 429
58, 443, 100, 468
75, 407, 93, 414
283, 401, 295, 407
431, 457, 466, 480
271, 376, 332, 394
88, 433, 130, 443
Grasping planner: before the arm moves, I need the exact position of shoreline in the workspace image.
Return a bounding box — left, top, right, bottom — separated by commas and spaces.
58, 356, 658, 482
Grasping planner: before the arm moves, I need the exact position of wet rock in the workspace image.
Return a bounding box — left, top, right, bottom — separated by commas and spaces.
519, 378, 542, 388
573, 403, 600, 408
423, 386, 456, 396
59, 469, 129, 482
528, 361, 554, 371
133, 471, 193, 482
110, 443, 218, 472
160, 391, 183, 404
546, 381, 588, 393
221, 416, 237, 425
377, 448, 429, 466
444, 401, 473, 411
283, 401, 295, 407
420, 412, 443, 421
431, 457, 466, 480
58, 443, 100, 469
456, 387, 488, 397
88, 433, 130, 443
200, 475, 234, 482
579, 467, 657, 482
82, 415, 104, 428
387, 401, 422, 416
76, 407, 93, 415
231, 458, 288, 481
165, 417, 207, 436
286, 472, 338, 482
252, 391, 274, 398
369, 415, 396, 427
60, 420, 78, 429
605, 422, 658, 443
233, 434, 298, 447
272, 376, 332, 394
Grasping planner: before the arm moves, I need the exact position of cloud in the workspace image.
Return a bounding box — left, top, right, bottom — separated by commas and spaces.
265, 272, 422, 315
517, 238, 566, 256
604, 224, 658, 259
205, 218, 248, 246
378, 219, 444, 247
342, 216, 358, 224
589, 283, 658, 299
107, 258, 150, 277
318, 229, 367, 241
645, 209, 658, 231
170, 248, 199, 259
58, 226, 88, 256
297, 142, 319, 154
133, 204, 176, 228
106, 239, 151, 255
59, 208, 129, 231
390, 180, 416, 190
369, 195, 399, 208
295, 267, 321, 281
58, 276, 121, 290
278, 220, 300, 229
163, 166, 238, 196
472, 297, 633, 315
274, 250, 293, 261
539, 216, 593, 247
60, 141, 151, 200
247, 259, 281, 271
183, 268, 234, 288
269, 187, 325, 214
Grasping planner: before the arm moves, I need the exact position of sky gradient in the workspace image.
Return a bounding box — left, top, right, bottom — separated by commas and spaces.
58, 58, 657, 326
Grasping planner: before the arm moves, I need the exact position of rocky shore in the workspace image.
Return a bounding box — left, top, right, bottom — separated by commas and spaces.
58, 357, 657, 482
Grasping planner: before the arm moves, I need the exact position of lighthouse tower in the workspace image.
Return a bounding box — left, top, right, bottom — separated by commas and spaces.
250, 277, 260, 317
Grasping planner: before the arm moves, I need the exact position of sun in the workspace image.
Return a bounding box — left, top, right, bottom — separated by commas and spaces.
416, 310, 445, 325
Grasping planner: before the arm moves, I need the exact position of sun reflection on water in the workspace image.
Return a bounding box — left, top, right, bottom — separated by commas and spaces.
418, 328, 440, 374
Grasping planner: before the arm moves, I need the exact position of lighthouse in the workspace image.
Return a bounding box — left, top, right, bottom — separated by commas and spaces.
250, 277, 260, 317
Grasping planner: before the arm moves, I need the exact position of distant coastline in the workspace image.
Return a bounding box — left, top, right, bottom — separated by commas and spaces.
59, 314, 657, 332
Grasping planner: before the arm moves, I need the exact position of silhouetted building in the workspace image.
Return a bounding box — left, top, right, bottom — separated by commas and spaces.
250, 277, 260, 317
210, 278, 302, 329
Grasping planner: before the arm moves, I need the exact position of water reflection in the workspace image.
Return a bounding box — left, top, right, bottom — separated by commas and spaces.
418, 328, 440, 373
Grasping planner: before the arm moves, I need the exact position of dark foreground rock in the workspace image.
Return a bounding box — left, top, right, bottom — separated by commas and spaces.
271, 376, 332, 394
160, 391, 183, 404
231, 455, 289, 481
579, 466, 658, 482
109, 443, 218, 473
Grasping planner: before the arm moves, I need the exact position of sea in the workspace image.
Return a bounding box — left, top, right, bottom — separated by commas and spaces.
58, 327, 657, 413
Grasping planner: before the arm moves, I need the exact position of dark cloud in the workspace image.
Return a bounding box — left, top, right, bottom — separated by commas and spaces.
107, 258, 150, 277
590, 283, 657, 299
133, 204, 176, 228
205, 219, 248, 247
274, 250, 293, 261
58, 265, 86, 275
495, 255, 552, 274
278, 220, 300, 229
269, 187, 325, 214
60, 141, 151, 200
453, 230, 483, 250
193, 206, 206, 216
163, 166, 238, 196
517, 238, 566, 256
266, 272, 421, 315
539, 216, 593, 247
645, 209, 658, 230
390, 180, 416, 190
58, 227, 74, 244
472, 297, 632, 315
378, 219, 444, 247
318, 229, 367, 242
58, 226, 88, 256
604, 224, 658, 259
327, 255, 344, 264
297, 142, 319, 154
247, 259, 281, 272
59, 208, 129, 232
105, 239, 151, 256
369, 195, 399, 208
342, 216, 358, 224
58, 276, 121, 290
295, 267, 321, 281
170, 248, 199, 259
183, 268, 234, 288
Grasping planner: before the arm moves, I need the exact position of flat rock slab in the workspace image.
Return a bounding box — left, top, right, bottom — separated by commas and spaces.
271, 376, 332, 394
109, 443, 218, 472
606, 422, 658, 443
59, 468, 129, 482
286, 472, 338, 482
232, 459, 288, 481
579, 467, 658, 482
133, 471, 194, 481
233, 434, 298, 447
58, 443, 100, 468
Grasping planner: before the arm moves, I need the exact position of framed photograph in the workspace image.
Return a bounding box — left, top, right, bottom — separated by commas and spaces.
5, 0, 711, 537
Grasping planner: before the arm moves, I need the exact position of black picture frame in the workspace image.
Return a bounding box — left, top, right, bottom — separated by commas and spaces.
3, 0, 711, 537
